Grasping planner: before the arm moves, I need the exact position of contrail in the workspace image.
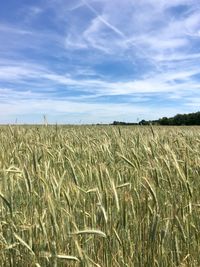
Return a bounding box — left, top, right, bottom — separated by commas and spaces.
81, 0, 125, 38
82, 0, 160, 70
69, 2, 85, 11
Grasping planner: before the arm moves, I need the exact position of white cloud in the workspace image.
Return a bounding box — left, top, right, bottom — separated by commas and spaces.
65, 0, 200, 65
0, 0, 200, 123
0, 95, 190, 124
185, 97, 200, 106
0, 59, 200, 98
0, 24, 33, 35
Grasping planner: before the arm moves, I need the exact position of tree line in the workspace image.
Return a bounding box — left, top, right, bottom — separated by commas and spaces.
112, 111, 200, 126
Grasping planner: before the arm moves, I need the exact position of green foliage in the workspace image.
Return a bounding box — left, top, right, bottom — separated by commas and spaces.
112, 111, 200, 126
155, 111, 200, 125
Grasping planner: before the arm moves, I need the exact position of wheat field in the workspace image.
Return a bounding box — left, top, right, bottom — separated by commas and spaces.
0, 125, 200, 267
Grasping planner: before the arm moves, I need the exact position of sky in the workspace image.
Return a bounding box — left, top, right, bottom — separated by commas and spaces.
0, 0, 200, 124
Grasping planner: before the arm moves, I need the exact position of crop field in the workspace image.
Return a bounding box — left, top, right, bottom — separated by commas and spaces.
0, 125, 200, 267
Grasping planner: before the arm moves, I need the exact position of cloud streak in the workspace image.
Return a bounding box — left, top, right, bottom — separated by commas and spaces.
0, 0, 200, 123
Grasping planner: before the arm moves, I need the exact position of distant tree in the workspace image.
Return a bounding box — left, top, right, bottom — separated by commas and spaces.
139, 120, 149, 125
158, 117, 169, 125
153, 111, 200, 125
112, 111, 200, 126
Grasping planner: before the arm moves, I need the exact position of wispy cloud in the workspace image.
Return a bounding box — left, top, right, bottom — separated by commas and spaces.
1, 59, 200, 97
82, 0, 125, 38
0, 0, 200, 123
0, 92, 192, 124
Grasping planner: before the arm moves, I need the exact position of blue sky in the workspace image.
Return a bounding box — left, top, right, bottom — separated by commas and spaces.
0, 0, 200, 123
